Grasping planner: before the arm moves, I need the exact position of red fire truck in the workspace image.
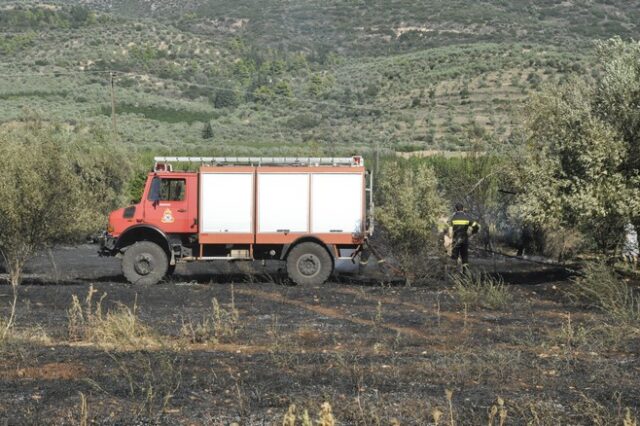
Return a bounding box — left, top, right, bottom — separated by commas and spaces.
100, 156, 373, 285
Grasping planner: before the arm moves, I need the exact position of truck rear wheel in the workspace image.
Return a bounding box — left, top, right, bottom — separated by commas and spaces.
286, 242, 333, 286
122, 241, 168, 285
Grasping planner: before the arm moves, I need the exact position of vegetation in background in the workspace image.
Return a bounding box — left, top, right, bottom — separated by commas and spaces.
424, 152, 513, 248
0, 0, 615, 153
512, 38, 640, 256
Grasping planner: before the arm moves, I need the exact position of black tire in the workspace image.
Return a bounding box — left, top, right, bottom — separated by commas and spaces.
122, 241, 168, 285
286, 242, 333, 286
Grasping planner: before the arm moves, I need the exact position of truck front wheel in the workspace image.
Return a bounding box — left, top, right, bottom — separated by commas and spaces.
286, 242, 333, 286
122, 241, 168, 285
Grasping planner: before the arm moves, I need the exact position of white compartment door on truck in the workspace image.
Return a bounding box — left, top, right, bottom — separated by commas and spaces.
311, 173, 363, 234
200, 172, 254, 234
257, 173, 309, 233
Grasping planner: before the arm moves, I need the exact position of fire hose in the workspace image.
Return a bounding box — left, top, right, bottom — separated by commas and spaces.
359, 239, 581, 279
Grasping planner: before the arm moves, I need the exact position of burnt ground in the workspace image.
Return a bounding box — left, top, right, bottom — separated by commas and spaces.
0, 246, 638, 425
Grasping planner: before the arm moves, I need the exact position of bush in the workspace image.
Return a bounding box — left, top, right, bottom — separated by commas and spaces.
0, 117, 130, 339
569, 262, 640, 323
0, 119, 130, 286
513, 39, 640, 256
212, 86, 242, 109
375, 160, 446, 284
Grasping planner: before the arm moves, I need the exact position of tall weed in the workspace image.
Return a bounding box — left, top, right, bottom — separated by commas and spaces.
452, 272, 513, 310
569, 262, 640, 323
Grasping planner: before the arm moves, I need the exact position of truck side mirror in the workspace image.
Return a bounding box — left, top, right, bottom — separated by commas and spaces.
149, 176, 162, 202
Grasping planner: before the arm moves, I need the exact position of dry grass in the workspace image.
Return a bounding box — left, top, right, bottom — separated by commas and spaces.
67, 285, 161, 350
84, 351, 183, 421
282, 402, 335, 426
0, 322, 51, 349
548, 312, 640, 354
5, 274, 640, 424
452, 272, 513, 310
569, 262, 640, 323
179, 285, 240, 344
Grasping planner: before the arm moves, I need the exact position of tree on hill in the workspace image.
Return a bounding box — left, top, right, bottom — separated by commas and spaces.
202, 121, 214, 139
212, 85, 241, 109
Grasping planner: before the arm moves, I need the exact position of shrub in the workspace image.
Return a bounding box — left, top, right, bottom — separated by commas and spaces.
0, 117, 130, 282
212, 85, 242, 109
375, 160, 446, 284
452, 272, 513, 310
569, 262, 640, 323
0, 117, 130, 339
513, 39, 640, 256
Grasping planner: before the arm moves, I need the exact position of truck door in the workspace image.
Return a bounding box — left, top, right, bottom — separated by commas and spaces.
145, 174, 197, 234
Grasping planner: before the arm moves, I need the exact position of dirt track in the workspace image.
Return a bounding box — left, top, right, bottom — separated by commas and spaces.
0, 245, 638, 424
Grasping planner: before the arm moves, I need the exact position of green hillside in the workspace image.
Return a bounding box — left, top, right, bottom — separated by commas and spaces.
0, 1, 635, 153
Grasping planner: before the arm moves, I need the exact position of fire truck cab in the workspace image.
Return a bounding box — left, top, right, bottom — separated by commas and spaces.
100, 156, 373, 285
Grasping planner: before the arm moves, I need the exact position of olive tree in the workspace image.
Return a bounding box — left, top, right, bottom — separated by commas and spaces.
512, 39, 640, 256
375, 160, 446, 284
0, 117, 130, 339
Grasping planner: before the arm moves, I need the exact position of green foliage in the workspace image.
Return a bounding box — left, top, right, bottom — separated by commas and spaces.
212, 86, 242, 109
375, 159, 446, 283
253, 85, 275, 104
0, 5, 96, 30
274, 80, 293, 98
420, 153, 512, 248
0, 117, 131, 286
513, 39, 640, 254
202, 121, 213, 139
0, 1, 631, 153
101, 104, 213, 124
307, 73, 335, 97
127, 169, 149, 204
0, 33, 36, 55
593, 38, 640, 176
129, 43, 161, 66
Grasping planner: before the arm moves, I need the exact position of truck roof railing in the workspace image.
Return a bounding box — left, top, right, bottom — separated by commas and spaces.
153, 156, 364, 167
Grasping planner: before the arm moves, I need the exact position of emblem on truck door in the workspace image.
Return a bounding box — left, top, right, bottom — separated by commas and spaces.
161, 208, 175, 224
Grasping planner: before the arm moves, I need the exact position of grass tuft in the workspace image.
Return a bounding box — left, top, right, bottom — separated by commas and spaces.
452, 273, 513, 310
281, 402, 335, 426
569, 262, 640, 323
67, 285, 160, 350
180, 285, 240, 344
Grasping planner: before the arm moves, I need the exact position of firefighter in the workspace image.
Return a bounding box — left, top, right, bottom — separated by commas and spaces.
448, 203, 480, 270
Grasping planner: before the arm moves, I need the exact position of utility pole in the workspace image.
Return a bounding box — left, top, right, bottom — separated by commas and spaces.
110, 72, 117, 141
375, 139, 380, 175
